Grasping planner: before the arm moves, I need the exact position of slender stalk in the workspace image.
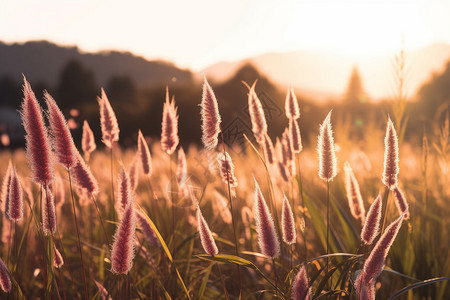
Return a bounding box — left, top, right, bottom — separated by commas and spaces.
67, 169, 89, 300
326, 180, 330, 292
89, 193, 110, 245
216, 263, 230, 300
272, 258, 279, 296
380, 187, 391, 234
110, 143, 116, 221
296, 154, 307, 261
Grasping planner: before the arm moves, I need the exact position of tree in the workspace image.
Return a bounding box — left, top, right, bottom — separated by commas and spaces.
344, 66, 368, 104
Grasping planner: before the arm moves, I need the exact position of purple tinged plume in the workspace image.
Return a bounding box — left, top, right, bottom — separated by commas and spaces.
71, 150, 99, 195
138, 130, 152, 175
361, 193, 382, 245
289, 118, 303, 153
248, 82, 267, 143
136, 210, 160, 247
161, 88, 179, 155
117, 165, 132, 216
291, 266, 311, 300
54, 245, 64, 268
262, 133, 275, 164
6, 166, 23, 222
0, 258, 11, 293
393, 186, 409, 220
42, 185, 57, 235
281, 194, 296, 245
20, 77, 54, 185
98, 88, 119, 148
1, 160, 13, 212
200, 77, 222, 150
344, 162, 365, 224
111, 197, 136, 274
253, 179, 280, 258
45, 92, 77, 169
197, 205, 219, 255
317, 110, 337, 182
129, 154, 139, 191
217, 152, 238, 188
81, 120, 96, 161
355, 213, 405, 298
382, 117, 399, 189
285, 87, 300, 120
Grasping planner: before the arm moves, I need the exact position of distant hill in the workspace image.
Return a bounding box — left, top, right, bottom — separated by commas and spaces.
0, 40, 193, 87
201, 43, 450, 101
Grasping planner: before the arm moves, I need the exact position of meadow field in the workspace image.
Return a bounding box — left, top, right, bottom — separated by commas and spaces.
0, 77, 449, 300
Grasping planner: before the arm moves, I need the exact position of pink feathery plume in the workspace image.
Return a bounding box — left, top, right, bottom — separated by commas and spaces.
281, 194, 296, 244
278, 161, 291, 183
355, 213, 405, 298
6, 166, 23, 222
54, 245, 64, 268
197, 205, 219, 255
282, 128, 294, 164
111, 197, 136, 274
71, 150, 99, 195
117, 165, 132, 216
0, 258, 11, 293
361, 193, 382, 245
129, 154, 139, 191
161, 88, 179, 155
289, 118, 303, 153
42, 185, 57, 235
200, 77, 222, 150
291, 266, 311, 300
344, 162, 365, 224
136, 210, 160, 247
20, 77, 54, 185
393, 186, 409, 220
94, 280, 112, 300
382, 117, 399, 190
285, 87, 300, 120
177, 147, 187, 186
138, 130, 152, 175
45, 91, 77, 169
217, 152, 238, 188
253, 179, 280, 258
317, 110, 337, 182
81, 120, 96, 161
1, 160, 13, 212
98, 88, 119, 148
262, 133, 275, 165
248, 82, 267, 143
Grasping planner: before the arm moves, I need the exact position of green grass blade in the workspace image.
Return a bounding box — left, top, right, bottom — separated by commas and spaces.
387, 277, 450, 300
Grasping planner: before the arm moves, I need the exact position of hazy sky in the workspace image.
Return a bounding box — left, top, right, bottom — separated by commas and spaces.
0, 0, 449, 70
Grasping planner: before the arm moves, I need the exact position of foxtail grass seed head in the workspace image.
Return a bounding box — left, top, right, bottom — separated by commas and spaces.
248, 82, 267, 143
354, 274, 375, 300
53, 245, 64, 268
200, 78, 222, 150
282, 128, 294, 164
344, 162, 365, 224
278, 161, 291, 183
177, 147, 187, 186
289, 118, 303, 153
217, 152, 238, 188
281, 194, 296, 244
98, 88, 120, 148
6, 166, 23, 222
95, 280, 112, 300
317, 110, 337, 182
262, 133, 275, 164
82, 120, 96, 160
21, 77, 54, 185
42, 185, 57, 235
117, 165, 132, 216
161, 88, 179, 155
361, 193, 382, 245
357, 213, 405, 297
1, 160, 13, 213
0, 258, 11, 293
197, 205, 219, 255
71, 150, 99, 195
393, 186, 410, 219
253, 179, 280, 258
291, 266, 311, 300
111, 198, 136, 274
138, 130, 152, 175
382, 117, 399, 189
136, 210, 160, 247
285, 87, 300, 120
45, 92, 77, 169
129, 154, 140, 191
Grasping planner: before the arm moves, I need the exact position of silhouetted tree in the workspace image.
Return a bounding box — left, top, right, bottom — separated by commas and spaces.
344, 66, 367, 104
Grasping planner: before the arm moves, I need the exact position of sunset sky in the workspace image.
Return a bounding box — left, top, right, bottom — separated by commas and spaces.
0, 0, 449, 70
